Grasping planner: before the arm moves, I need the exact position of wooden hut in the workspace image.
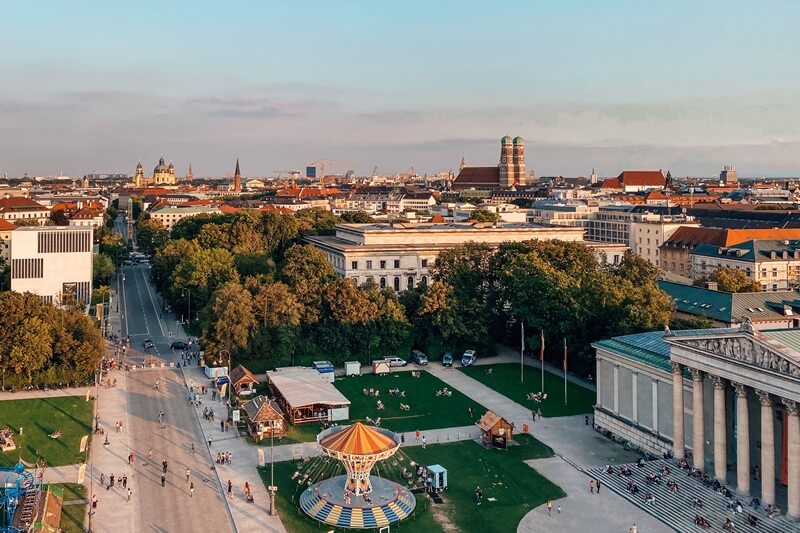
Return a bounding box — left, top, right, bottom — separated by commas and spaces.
229, 364, 259, 396
476, 410, 513, 449
267, 367, 351, 425
241, 395, 286, 441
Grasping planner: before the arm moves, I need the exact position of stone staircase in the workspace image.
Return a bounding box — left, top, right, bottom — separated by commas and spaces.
586, 459, 800, 533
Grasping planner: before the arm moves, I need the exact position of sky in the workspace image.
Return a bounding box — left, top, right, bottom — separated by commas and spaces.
1, 1, 799, 178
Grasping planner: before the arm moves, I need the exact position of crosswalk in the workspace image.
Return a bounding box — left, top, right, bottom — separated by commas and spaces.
586, 459, 800, 532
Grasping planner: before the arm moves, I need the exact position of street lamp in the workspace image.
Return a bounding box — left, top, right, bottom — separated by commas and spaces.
268, 429, 277, 515
181, 287, 191, 328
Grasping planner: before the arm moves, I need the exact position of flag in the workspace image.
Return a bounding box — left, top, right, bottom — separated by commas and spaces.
563, 338, 568, 372
521, 322, 525, 353
540, 330, 545, 361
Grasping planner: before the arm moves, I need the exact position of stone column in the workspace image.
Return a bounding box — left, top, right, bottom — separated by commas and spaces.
733, 383, 750, 495
690, 368, 705, 470
756, 390, 775, 506
783, 399, 800, 520
671, 362, 685, 460
711, 376, 727, 481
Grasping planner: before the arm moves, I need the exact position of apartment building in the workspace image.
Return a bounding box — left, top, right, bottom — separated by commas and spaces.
0, 197, 50, 225
10, 226, 93, 305
528, 201, 598, 228
305, 222, 585, 290
149, 205, 223, 230
0, 219, 15, 263
629, 216, 698, 267
690, 239, 800, 291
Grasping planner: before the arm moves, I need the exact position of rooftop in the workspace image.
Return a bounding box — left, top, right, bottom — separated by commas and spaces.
319, 422, 397, 456
266, 367, 350, 409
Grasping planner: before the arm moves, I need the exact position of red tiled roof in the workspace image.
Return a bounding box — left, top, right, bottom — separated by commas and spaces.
600, 178, 622, 189
0, 197, 47, 212
453, 167, 500, 188
664, 227, 800, 248
0, 219, 17, 231
276, 187, 340, 198
219, 205, 240, 215
258, 205, 295, 215
618, 170, 665, 187
645, 190, 668, 200
430, 215, 446, 223
71, 208, 103, 219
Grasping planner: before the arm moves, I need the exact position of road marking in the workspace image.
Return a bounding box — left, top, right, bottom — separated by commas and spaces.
141, 268, 166, 337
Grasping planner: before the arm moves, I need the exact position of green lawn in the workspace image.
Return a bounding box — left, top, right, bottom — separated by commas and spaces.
0, 396, 93, 467
333, 371, 487, 433
54, 483, 87, 533
243, 422, 322, 446
260, 433, 562, 533
459, 363, 595, 417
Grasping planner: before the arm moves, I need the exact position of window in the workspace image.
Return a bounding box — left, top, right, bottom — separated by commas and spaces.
421, 259, 428, 268
380, 277, 386, 289
380, 260, 386, 269
394, 259, 400, 268
420, 276, 428, 287
366, 260, 373, 270
351, 261, 358, 270
11, 258, 44, 279
407, 277, 415, 290
393, 277, 400, 291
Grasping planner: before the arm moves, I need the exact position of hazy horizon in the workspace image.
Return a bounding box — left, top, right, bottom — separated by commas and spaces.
2, 1, 799, 178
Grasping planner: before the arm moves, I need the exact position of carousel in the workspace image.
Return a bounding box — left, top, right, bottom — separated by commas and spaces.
299, 422, 416, 529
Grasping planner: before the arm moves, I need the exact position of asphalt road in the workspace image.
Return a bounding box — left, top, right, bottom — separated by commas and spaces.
118, 260, 233, 532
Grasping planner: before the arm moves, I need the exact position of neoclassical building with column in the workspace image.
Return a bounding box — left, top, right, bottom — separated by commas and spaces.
593, 320, 800, 518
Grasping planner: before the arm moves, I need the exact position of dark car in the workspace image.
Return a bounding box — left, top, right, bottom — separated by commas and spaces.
142, 339, 155, 349
411, 350, 428, 365
442, 352, 453, 367
170, 341, 188, 350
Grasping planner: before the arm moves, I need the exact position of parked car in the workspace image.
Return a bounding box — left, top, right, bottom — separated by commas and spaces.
411, 350, 428, 365
461, 349, 476, 367
442, 352, 453, 367
143, 339, 155, 349
170, 341, 188, 350
384, 356, 408, 367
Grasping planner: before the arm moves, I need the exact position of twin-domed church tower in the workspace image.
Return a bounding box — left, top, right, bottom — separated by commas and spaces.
498, 135, 526, 187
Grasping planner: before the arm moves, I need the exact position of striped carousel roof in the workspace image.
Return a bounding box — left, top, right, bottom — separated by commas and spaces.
319, 422, 397, 456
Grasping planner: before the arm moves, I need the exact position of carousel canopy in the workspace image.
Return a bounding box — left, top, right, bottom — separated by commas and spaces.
319, 422, 397, 456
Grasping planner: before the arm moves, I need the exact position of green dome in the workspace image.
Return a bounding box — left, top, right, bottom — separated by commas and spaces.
513, 136, 524, 143
501, 135, 512, 143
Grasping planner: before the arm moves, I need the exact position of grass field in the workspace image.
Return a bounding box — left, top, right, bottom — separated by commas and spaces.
244, 422, 322, 446
333, 371, 487, 434
55, 483, 87, 533
459, 363, 595, 417
0, 396, 94, 467
260, 433, 562, 533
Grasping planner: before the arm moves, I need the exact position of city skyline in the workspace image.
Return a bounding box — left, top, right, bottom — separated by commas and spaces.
2, 1, 800, 177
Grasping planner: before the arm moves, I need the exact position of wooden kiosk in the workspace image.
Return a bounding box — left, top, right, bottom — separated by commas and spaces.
476, 410, 513, 449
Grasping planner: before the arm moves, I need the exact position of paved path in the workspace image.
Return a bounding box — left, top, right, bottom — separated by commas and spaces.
0, 386, 91, 401
517, 457, 670, 533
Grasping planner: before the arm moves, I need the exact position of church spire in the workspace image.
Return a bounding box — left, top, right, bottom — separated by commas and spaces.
233, 158, 242, 193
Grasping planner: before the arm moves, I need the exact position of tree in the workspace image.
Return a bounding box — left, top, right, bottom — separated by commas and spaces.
340, 211, 375, 223
295, 208, 340, 234
201, 282, 256, 357
468, 210, 501, 223
418, 280, 468, 352
280, 244, 334, 322
8, 317, 52, 380
172, 247, 238, 306
93, 254, 115, 286
670, 315, 714, 330
50, 209, 69, 226
136, 218, 170, 255
151, 239, 201, 292
255, 282, 302, 328
260, 212, 301, 257
99, 232, 127, 266
694, 267, 761, 293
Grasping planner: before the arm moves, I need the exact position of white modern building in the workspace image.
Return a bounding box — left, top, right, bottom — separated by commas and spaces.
10, 226, 94, 305
305, 222, 586, 291
629, 216, 698, 267
149, 205, 223, 230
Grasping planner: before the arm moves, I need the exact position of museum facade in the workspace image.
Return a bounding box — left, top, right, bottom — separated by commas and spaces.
593, 321, 800, 518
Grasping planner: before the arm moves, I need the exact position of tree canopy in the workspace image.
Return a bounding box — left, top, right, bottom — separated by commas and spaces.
694, 267, 761, 293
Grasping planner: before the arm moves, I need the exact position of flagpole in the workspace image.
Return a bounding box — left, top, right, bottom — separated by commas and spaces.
520, 321, 525, 383
563, 338, 568, 405
540, 330, 545, 394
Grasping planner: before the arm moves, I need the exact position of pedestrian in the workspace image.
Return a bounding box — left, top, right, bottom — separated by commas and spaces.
220, 420, 224, 432
100, 473, 105, 486
225, 421, 229, 432
191, 442, 196, 455
92, 495, 98, 509
628, 524, 638, 533
595, 479, 601, 494
186, 468, 190, 482
468, 406, 473, 418
532, 410, 536, 422
122, 476, 128, 489
208, 438, 212, 448
589, 479, 595, 494
109, 474, 114, 490
161, 474, 166, 487
400, 433, 405, 444
190, 482, 194, 498
227, 479, 233, 498
585, 415, 589, 426
128, 453, 132, 465
415, 429, 420, 442
162, 460, 168, 474
130, 452, 135, 466
127, 488, 132, 502
557, 505, 561, 514
422, 435, 427, 449
547, 500, 552, 516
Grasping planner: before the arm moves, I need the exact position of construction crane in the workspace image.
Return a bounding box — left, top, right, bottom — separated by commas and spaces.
273, 170, 301, 188
309, 160, 356, 187
372, 166, 379, 177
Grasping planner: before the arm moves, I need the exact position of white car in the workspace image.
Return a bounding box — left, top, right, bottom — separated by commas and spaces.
384, 356, 408, 367
461, 350, 477, 367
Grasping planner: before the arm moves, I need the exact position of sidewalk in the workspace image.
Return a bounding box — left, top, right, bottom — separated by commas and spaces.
0, 386, 92, 401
